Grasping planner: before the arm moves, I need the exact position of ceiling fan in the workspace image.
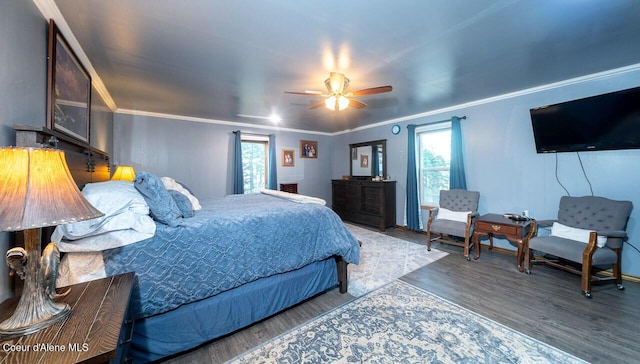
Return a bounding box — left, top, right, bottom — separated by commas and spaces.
285, 72, 392, 111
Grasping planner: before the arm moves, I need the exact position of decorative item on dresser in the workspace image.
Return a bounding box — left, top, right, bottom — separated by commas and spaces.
0, 147, 104, 338
332, 179, 396, 231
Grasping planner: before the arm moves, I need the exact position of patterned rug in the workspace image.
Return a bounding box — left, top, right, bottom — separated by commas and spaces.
228, 280, 587, 363
345, 223, 448, 296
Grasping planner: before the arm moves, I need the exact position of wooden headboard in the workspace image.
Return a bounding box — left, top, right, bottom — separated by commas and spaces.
13, 125, 111, 187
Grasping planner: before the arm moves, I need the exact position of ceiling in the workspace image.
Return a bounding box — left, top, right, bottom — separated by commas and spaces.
49, 0, 640, 134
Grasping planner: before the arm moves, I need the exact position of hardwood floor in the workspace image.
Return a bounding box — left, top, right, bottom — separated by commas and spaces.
160, 226, 640, 364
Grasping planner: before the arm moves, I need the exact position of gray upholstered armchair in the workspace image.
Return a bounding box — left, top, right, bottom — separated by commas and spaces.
525, 196, 633, 298
426, 189, 480, 255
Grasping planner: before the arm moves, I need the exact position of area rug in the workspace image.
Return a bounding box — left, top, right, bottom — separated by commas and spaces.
227, 280, 587, 363
345, 223, 448, 296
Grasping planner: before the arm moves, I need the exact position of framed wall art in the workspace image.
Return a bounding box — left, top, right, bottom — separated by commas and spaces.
47, 19, 92, 143
300, 140, 318, 158
282, 149, 295, 167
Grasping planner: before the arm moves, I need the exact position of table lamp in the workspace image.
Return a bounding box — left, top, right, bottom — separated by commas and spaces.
111, 165, 136, 181
0, 147, 103, 338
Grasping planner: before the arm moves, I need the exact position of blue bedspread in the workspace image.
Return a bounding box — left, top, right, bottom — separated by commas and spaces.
102, 193, 360, 319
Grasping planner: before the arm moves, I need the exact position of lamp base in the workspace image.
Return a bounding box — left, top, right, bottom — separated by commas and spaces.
0, 228, 71, 339
0, 303, 70, 339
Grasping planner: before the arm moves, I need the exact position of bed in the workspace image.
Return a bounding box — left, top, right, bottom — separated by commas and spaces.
14, 126, 360, 362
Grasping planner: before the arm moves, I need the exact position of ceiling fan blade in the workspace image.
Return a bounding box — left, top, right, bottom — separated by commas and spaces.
349, 99, 367, 109
284, 91, 327, 97
350, 85, 393, 97
309, 101, 326, 109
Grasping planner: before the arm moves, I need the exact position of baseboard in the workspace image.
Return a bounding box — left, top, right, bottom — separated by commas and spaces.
394, 225, 640, 284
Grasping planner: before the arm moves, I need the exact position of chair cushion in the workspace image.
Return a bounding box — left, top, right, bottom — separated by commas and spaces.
551, 222, 606, 248
431, 219, 470, 238
529, 235, 618, 266
437, 208, 470, 223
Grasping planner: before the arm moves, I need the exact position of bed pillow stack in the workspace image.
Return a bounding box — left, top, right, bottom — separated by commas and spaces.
51, 180, 156, 251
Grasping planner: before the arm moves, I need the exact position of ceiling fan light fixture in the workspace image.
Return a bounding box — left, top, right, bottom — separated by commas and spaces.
326, 72, 349, 93
325, 95, 350, 111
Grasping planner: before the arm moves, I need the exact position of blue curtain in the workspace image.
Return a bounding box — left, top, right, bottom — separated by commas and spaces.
449, 116, 467, 190
268, 134, 278, 190
232, 130, 244, 194
372, 145, 380, 177
406, 124, 421, 231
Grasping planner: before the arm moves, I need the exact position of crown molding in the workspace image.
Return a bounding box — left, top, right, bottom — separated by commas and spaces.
115, 109, 334, 136
333, 63, 640, 135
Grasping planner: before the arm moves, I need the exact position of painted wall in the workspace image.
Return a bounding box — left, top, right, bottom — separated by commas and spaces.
113, 113, 334, 202
0, 0, 114, 301
0, 0, 49, 302
333, 68, 640, 277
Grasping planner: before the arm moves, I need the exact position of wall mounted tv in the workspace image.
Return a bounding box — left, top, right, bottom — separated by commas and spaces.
530, 86, 640, 153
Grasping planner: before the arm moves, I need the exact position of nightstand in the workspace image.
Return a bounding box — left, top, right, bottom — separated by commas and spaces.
472, 214, 536, 272
0, 272, 135, 363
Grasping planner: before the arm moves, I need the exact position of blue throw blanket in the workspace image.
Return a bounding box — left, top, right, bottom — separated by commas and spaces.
102, 193, 360, 319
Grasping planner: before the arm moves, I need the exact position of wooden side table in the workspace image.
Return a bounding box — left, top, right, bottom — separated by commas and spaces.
0, 272, 135, 363
471, 214, 536, 272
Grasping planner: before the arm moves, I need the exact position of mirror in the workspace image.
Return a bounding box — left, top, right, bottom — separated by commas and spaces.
350, 139, 386, 178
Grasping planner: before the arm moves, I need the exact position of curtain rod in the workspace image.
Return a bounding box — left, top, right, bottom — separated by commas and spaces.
234, 130, 271, 137
410, 115, 466, 128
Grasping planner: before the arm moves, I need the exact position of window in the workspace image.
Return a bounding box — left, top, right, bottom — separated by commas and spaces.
241, 135, 269, 194
417, 122, 451, 206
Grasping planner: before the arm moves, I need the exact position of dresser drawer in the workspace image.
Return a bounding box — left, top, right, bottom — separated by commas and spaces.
476, 221, 518, 235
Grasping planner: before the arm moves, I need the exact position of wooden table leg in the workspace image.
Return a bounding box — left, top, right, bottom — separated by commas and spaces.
473, 232, 482, 260
515, 239, 525, 272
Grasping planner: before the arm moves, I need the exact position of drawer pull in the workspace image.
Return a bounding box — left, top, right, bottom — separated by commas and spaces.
491, 225, 501, 232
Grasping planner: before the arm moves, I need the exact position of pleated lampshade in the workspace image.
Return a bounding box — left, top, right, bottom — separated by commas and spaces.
0, 147, 104, 232
111, 165, 136, 181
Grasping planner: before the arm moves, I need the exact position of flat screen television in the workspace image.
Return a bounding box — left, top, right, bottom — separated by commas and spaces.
529, 86, 640, 153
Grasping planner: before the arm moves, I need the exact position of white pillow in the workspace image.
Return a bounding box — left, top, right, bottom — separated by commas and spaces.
551, 222, 607, 248
161, 177, 202, 210
57, 228, 155, 253
51, 180, 154, 243
436, 207, 471, 223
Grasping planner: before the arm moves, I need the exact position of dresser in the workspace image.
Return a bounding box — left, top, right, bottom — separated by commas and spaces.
331, 179, 396, 231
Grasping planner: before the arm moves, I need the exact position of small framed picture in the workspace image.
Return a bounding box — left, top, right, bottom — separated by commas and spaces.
300, 140, 318, 158
282, 149, 295, 167
360, 154, 369, 168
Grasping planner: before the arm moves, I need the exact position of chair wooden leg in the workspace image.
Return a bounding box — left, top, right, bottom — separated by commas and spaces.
426, 230, 431, 251
581, 257, 593, 298
613, 248, 625, 290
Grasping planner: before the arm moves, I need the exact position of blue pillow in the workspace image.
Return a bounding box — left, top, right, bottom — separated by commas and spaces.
134, 171, 182, 227
168, 190, 194, 218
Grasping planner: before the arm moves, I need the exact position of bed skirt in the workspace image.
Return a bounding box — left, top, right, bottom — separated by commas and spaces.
131, 258, 339, 362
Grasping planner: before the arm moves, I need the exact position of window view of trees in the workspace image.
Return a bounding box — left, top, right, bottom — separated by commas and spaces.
241, 140, 268, 193
418, 126, 451, 205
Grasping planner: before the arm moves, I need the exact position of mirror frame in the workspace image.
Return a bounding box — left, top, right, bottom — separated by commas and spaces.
349, 139, 387, 179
